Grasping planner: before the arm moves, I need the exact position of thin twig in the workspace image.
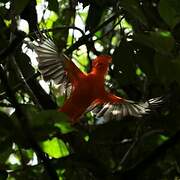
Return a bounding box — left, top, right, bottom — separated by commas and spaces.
0, 72, 40, 101
118, 121, 143, 167
65, 14, 118, 54
94, 16, 124, 42
11, 57, 42, 110
119, 138, 138, 166
33, 26, 85, 37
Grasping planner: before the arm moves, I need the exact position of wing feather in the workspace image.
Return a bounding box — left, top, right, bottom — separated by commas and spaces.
33, 35, 69, 85
89, 96, 164, 124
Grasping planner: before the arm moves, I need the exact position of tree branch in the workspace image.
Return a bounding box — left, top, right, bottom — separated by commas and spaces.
65, 14, 118, 54
0, 65, 59, 180
113, 129, 180, 179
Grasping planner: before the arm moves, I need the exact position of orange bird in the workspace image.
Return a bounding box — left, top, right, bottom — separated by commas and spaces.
34, 37, 163, 124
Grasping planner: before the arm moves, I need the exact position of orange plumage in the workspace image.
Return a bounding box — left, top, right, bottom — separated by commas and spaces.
34, 36, 163, 124
59, 55, 124, 123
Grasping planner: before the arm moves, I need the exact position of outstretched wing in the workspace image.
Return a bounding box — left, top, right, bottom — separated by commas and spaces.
33, 36, 68, 84
33, 35, 82, 85
88, 95, 164, 124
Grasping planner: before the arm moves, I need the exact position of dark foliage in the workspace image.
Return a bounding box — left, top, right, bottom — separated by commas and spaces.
0, 0, 180, 179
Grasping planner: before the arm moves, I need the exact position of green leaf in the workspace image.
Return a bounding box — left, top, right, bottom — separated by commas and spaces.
32, 110, 75, 134
158, 135, 169, 144
12, 106, 74, 141
158, 0, 180, 28
120, 0, 147, 26
42, 137, 69, 158
134, 30, 175, 54
56, 96, 65, 107
12, 105, 57, 144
